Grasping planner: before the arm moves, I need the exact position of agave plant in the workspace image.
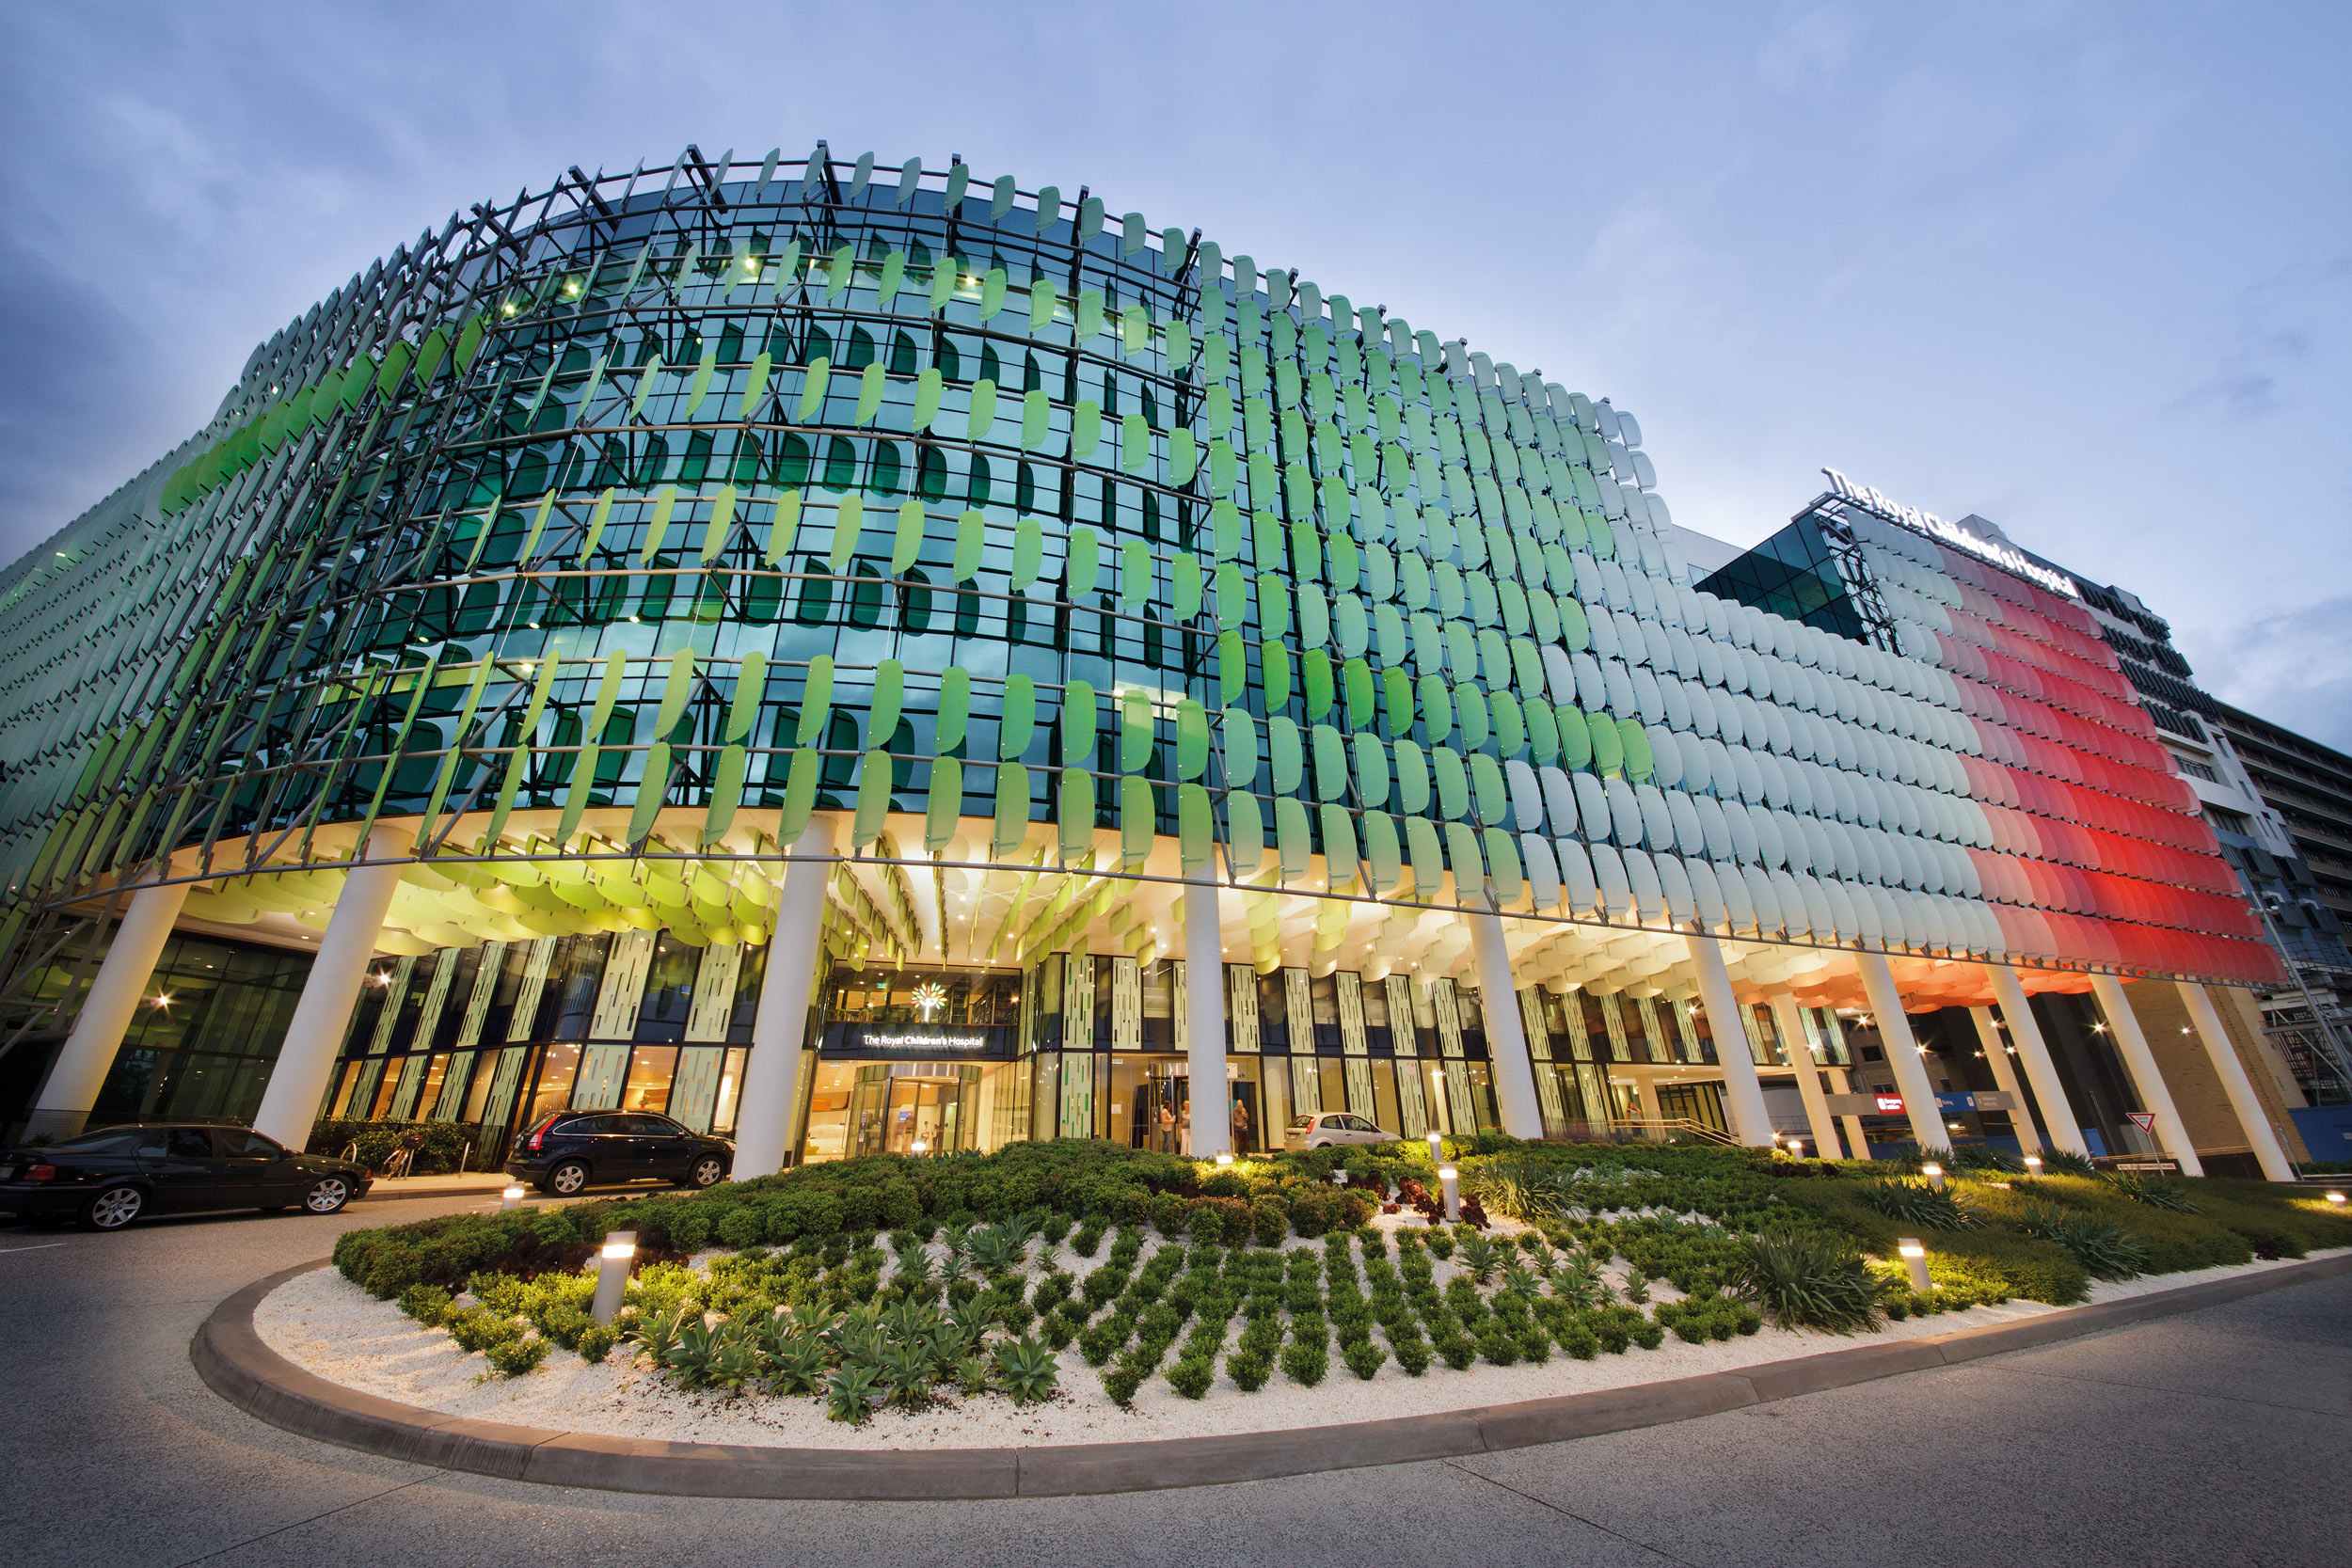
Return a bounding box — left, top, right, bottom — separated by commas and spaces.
631, 1303, 694, 1369
883, 1297, 942, 1347
992, 1333, 1060, 1405
667, 1317, 724, 1387
2031, 1148, 2098, 1177
956, 1354, 993, 1398
767, 1336, 831, 1396
946, 1291, 997, 1343
926, 1322, 976, 1378
824, 1361, 884, 1423
875, 1338, 935, 1408
1497, 1263, 1542, 1300
891, 1237, 935, 1287
1455, 1231, 1501, 1284
2018, 1205, 2147, 1279
1520, 1239, 1562, 1280
2103, 1171, 2199, 1213
1859, 1179, 1979, 1230
1549, 1251, 1612, 1310
965, 1221, 1027, 1275
707, 1330, 765, 1393
791, 1300, 844, 1340
1730, 1229, 1887, 1333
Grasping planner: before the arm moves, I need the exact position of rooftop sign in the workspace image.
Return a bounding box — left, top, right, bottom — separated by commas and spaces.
1821, 468, 2079, 599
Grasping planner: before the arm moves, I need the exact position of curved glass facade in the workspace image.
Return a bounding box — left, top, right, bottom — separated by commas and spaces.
0, 148, 2289, 1164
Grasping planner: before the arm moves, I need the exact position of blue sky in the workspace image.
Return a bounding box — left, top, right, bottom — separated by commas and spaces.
2, 1, 2344, 746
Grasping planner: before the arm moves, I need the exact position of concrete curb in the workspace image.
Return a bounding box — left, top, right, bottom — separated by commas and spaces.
194, 1251, 2352, 1499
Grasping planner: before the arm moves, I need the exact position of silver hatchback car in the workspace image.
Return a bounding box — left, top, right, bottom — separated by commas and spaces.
1282, 1112, 1391, 1150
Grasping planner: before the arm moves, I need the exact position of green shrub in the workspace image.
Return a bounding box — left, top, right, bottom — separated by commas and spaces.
1279, 1334, 1329, 1386
484, 1334, 550, 1377
1166, 1354, 1216, 1399
1859, 1180, 1979, 1230
398, 1283, 453, 1326
2016, 1206, 2147, 1280
446, 1305, 520, 1354
1728, 1229, 1886, 1333
576, 1322, 618, 1364
2104, 1171, 2199, 1212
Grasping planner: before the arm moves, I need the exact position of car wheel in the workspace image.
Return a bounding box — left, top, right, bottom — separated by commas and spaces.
80, 1184, 144, 1231
545, 1160, 590, 1196
682, 1155, 726, 1190
303, 1175, 353, 1215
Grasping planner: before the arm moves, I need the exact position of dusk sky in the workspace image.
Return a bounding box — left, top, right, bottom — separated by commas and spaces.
2, 1, 2344, 746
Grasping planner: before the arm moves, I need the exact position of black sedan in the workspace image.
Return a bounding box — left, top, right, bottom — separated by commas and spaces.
507, 1111, 732, 1196
0, 1122, 373, 1230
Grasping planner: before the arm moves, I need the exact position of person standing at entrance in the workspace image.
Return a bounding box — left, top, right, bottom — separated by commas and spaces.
1231, 1097, 1250, 1152
1156, 1099, 1177, 1154
1178, 1102, 1192, 1157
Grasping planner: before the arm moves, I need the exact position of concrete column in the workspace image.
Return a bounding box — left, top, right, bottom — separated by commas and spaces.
732, 818, 836, 1179
2175, 982, 2293, 1181
1968, 1006, 2044, 1153
1184, 878, 1229, 1158
1986, 963, 2091, 1157
1827, 1068, 1872, 1161
1768, 994, 1840, 1160
250, 832, 405, 1149
25, 878, 192, 1139
1472, 903, 1545, 1139
1683, 931, 1775, 1147
2090, 973, 2204, 1177
1855, 950, 1953, 1151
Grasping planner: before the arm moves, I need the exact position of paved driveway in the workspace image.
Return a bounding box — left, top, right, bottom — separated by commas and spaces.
3, 1196, 2344, 1568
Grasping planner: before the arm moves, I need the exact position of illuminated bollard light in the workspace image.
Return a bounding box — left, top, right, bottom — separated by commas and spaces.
1216, 1151, 1234, 1169
1438, 1165, 1460, 1223
1922, 1162, 1946, 1193
2328, 1191, 2347, 1210
1898, 1237, 1931, 1293
1426, 1131, 1443, 1165
1786, 1137, 1805, 1160
592, 1229, 637, 1324
910, 1138, 928, 1157
2023, 1155, 2043, 1178
501, 1182, 525, 1212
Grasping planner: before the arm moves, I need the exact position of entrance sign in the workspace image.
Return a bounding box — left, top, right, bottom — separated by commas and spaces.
1820, 468, 2080, 599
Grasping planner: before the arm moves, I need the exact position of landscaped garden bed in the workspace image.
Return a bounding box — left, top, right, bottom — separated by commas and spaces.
272, 1138, 2349, 1447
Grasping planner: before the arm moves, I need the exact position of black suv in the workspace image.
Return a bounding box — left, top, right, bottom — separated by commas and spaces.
0, 1122, 373, 1230
506, 1111, 732, 1196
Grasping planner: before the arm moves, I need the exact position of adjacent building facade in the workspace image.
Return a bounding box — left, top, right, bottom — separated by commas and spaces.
0, 147, 2313, 1179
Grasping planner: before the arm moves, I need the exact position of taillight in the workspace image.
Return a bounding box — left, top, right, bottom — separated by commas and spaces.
24, 1164, 56, 1182
526, 1126, 547, 1153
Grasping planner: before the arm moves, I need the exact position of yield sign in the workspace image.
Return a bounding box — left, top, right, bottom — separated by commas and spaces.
2127, 1112, 2157, 1133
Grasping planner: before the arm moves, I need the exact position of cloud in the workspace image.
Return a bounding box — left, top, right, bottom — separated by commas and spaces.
2185, 594, 2352, 753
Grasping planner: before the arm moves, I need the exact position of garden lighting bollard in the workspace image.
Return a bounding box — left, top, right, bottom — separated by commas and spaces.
1922, 1162, 1946, 1192
1426, 1131, 1443, 1164
500, 1183, 524, 1212
2329, 1191, 2346, 1209
1898, 1238, 1931, 1293
592, 1230, 637, 1324
911, 1138, 928, 1156
2023, 1155, 2042, 1177
1787, 1137, 1804, 1159
1438, 1165, 1460, 1222
1216, 1151, 1233, 1168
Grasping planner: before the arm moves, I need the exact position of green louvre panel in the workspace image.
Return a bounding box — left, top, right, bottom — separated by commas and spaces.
877, 249, 905, 307
892, 500, 924, 572
1454, 683, 1488, 751
1221, 707, 1259, 786
1059, 770, 1094, 860
1483, 829, 1522, 906
968, 377, 998, 438
1168, 427, 1198, 485
1302, 650, 1334, 721
954, 510, 985, 581
1590, 710, 1625, 776
852, 751, 890, 847
1000, 674, 1037, 759
1382, 668, 1414, 737
1490, 692, 1524, 758
639, 485, 679, 565
1178, 784, 1214, 872
628, 742, 673, 844
1405, 817, 1446, 895
1250, 500, 1280, 564
1121, 411, 1149, 474
799, 358, 831, 420
1120, 689, 1152, 771
1343, 657, 1375, 731
1072, 397, 1101, 459
1226, 793, 1264, 876
1275, 799, 1312, 880
1321, 804, 1358, 884
453, 313, 485, 372
1618, 718, 1654, 782
992, 764, 1029, 856
1262, 642, 1292, 709
1311, 724, 1348, 801
798, 656, 834, 743
912, 367, 942, 430
1470, 752, 1508, 824
1213, 499, 1242, 559
936, 668, 971, 751
1432, 747, 1470, 819
1557, 705, 1593, 769
411, 327, 448, 388
1172, 552, 1202, 620
1012, 517, 1043, 589
1352, 732, 1390, 807
1175, 701, 1210, 780
1393, 739, 1431, 814
869, 659, 905, 745
1066, 526, 1100, 595
1296, 582, 1329, 648
1210, 442, 1237, 499
726, 651, 765, 742
829, 494, 864, 569
925, 757, 961, 851
1217, 631, 1246, 704
1267, 717, 1303, 793
1021, 388, 1050, 449
687, 349, 717, 419
1418, 675, 1453, 742
1362, 811, 1402, 891
1526, 699, 1561, 765
375, 339, 412, 396
1029, 277, 1058, 335
1076, 290, 1105, 341
654, 648, 695, 737
1333, 595, 1369, 659
698, 487, 739, 565
1062, 680, 1097, 766
1445, 822, 1486, 897
855, 362, 885, 424
1121, 304, 1150, 358
1120, 777, 1152, 867
1256, 572, 1290, 636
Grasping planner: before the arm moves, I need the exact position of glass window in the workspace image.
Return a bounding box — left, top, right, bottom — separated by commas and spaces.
51, 1131, 141, 1154
169, 1130, 215, 1158
228, 1132, 285, 1157
523, 1042, 582, 1127
621, 1047, 680, 1115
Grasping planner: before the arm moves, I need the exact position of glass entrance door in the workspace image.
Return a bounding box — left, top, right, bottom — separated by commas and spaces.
882, 1077, 960, 1154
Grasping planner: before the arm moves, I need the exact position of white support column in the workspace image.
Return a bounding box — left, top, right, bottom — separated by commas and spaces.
25, 878, 191, 1140
732, 818, 836, 1179
1768, 994, 1840, 1160
1472, 902, 1545, 1140
1968, 1006, 2043, 1154
1986, 963, 2091, 1157
1827, 1068, 1872, 1161
1684, 931, 1775, 1147
1184, 878, 1230, 1158
2176, 981, 2294, 1181
1855, 950, 1953, 1151
250, 832, 405, 1149
2090, 973, 2204, 1177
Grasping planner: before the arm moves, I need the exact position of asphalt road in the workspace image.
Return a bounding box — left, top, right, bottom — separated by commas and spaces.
3, 1192, 2346, 1568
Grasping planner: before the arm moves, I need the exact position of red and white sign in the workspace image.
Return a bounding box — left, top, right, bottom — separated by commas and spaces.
1874, 1095, 1906, 1115
2127, 1112, 2157, 1133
